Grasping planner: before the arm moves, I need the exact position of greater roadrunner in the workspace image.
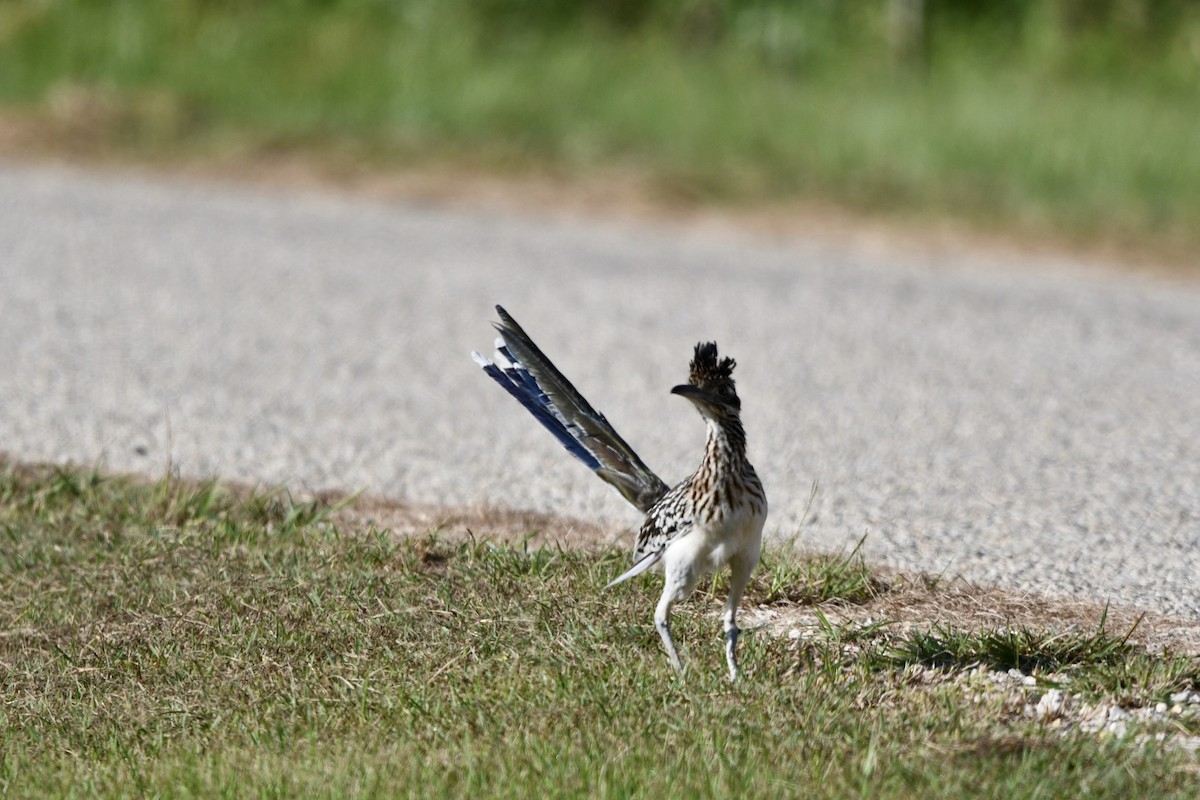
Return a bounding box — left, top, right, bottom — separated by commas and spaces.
472, 306, 767, 680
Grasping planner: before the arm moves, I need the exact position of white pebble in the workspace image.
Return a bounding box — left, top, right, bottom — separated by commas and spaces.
1035, 689, 1067, 720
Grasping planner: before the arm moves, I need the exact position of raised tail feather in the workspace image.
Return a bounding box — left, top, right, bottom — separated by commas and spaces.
471, 305, 669, 513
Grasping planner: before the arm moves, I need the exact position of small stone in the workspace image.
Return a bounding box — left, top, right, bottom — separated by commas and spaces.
1155, 702, 1168, 714
1035, 689, 1067, 720
1022, 675, 1037, 686
787, 628, 803, 640
1007, 668, 1025, 681
1171, 704, 1184, 714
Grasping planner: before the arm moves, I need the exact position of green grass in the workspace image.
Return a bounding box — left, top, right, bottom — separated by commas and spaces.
747, 534, 886, 605
886, 612, 1142, 676
1, 1, 1199, 258
2, 460, 1199, 798
885, 619, 1200, 706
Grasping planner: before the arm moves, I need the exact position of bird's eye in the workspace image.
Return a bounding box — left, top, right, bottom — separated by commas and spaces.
720, 384, 734, 396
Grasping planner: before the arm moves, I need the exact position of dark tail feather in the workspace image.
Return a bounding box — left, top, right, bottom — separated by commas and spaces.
472, 305, 669, 513
471, 352, 601, 470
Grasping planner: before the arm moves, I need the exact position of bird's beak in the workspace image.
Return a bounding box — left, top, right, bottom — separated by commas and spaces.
671, 384, 721, 408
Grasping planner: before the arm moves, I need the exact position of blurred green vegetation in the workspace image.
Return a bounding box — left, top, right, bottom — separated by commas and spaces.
1, 0, 1198, 252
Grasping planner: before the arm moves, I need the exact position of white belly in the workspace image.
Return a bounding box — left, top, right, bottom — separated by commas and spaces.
666, 501, 767, 577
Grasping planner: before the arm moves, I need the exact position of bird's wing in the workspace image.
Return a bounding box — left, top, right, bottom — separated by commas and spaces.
607, 483, 692, 587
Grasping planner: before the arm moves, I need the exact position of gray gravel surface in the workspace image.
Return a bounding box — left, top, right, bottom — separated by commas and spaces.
2, 162, 1198, 617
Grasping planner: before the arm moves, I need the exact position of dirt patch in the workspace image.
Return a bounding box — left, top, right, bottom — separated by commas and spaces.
331, 493, 619, 550
751, 576, 1200, 656
117, 153, 1200, 282
1, 106, 1196, 282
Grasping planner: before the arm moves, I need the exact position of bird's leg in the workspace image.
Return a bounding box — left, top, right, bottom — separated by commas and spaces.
723, 552, 758, 682
724, 624, 740, 682
655, 564, 699, 675
654, 592, 684, 674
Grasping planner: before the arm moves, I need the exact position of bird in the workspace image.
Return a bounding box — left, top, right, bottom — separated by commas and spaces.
472, 305, 767, 680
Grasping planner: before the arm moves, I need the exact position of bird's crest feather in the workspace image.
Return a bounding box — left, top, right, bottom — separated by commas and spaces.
688, 342, 736, 387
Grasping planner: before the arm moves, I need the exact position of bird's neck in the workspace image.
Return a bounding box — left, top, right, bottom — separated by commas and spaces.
702, 413, 748, 473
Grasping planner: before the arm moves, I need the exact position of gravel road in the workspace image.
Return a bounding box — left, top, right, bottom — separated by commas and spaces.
2, 162, 1197, 617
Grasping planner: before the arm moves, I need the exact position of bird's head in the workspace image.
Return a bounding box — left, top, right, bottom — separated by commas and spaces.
671, 341, 740, 418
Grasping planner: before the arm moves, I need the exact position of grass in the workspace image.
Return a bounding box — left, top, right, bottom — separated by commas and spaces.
746, 535, 886, 606
2, 460, 1199, 798
1, 1, 1199, 260
885, 620, 1200, 706
886, 610, 1142, 676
